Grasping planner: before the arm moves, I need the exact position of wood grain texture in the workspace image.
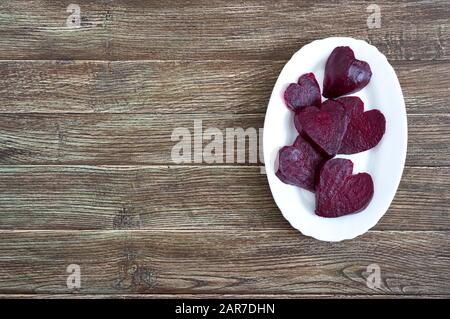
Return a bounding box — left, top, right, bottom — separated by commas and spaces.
0, 166, 447, 231
0, 0, 449, 298
0, 113, 447, 166
0, 60, 279, 114
0, 0, 448, 61
0, 60, 448, 114
0, 230, 448, 294
1, 294, 448, 299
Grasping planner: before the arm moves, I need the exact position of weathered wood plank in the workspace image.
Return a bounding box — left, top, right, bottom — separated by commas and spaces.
0, 166, 447, 231
0, 230, 448, 294
0, 60, 278, 114
0, 60, 448, 114
0, 0, 448, 61
0, 114, 447, 166
0, 0, 447, 299
0, 294, 448, 299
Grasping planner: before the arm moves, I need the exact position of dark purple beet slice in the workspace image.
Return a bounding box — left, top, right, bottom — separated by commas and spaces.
275, 135, 326, 192
320, 99, 343, 111
316, 158, 374, 218
293, 110, 303, 133
284, 73, 321, 111
339, 109, 386, 154
323, 46, 372, 98
321, 97, 364, 118
315, 158, 353, 201
335, 96, 364, 118
295, 103, 349, 156
292, 134, 304, 148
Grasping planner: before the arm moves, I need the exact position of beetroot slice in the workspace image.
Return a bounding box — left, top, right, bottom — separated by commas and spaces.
335, 96, 364, 118
316, 158, 374, 218
323, 46, 372, 98
275, 135, 326, 192
284, 73, 321, 111
292, 134, 304, 148
321, 96, 364, 118
339, 109, 386, 154
296, 103, 349, 156
293, 110, 303, 133
316, 158, 353, 201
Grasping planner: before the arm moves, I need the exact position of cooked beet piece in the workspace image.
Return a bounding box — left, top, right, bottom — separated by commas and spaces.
284, 73, 321, 111
293, 110, 303, 133
316, 158, 374, 217
292, 134, 304, 148
339, 109, 386, 154
295, 98, 354, 134
295, 103, 349, 156
275, 135, 326, 191
335, 96, 364, 118
320, 99, 344, 111
323, 46, 372, 98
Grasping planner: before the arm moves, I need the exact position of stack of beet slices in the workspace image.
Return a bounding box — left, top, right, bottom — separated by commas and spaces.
276, 46, 386, 218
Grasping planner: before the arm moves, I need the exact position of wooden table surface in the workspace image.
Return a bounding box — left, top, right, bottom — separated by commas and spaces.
0, 0, 449, 298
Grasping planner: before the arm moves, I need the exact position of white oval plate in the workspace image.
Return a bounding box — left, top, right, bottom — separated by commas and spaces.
263, 37, 407, 242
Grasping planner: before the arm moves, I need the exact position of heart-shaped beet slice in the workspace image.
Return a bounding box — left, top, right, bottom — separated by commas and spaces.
295, 103, 349, 156
339, 109, 386, 154
321, 96, 364, 118
335, 96, 364, 118
316, 158, 374, 218
293, 110, 303, 133
284, 73, 321, 111
294, 97, 354, 134
320, 96, 385, 154
294, 100, 342, 133
275, 135, 326, 191
323, 46, 372, 98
